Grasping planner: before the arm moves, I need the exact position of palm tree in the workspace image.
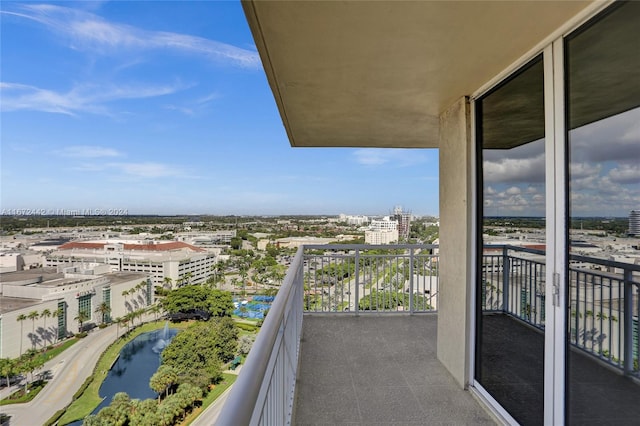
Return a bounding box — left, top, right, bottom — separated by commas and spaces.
40, 308, 52, 347
74, 311, 89, 333
0, 358, 16, 391
16, 314, 27, 355
95, 302, 111, 324
27, 311, 40, 350
149, 304, 162, 322
114, 317, 122, 339
163, 276, 173, 290
120, 315, 130, 335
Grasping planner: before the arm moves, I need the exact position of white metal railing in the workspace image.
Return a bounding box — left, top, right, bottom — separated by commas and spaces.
218, 243, 638, 424
302, 244, 439, 314
481, 245, 640, 378
216, 248, 303, 425
216, 244, 438, 425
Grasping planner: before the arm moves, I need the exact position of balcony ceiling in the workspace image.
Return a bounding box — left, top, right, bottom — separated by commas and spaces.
243, 0, 593, 148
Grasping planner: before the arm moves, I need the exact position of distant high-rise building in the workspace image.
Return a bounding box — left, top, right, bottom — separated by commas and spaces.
630, 210, 640, 236
393, 206, 412, 241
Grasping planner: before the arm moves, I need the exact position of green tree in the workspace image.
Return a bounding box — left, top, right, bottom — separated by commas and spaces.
150, 364, 179, 402
0, 358, 16, 389
161, 320, 233, 388
108, 392, 131, 426
129, 398, 160, 425
149, 304, 163, 322
230, 236, 242, 250
114, 317, 122, 339
18, 350, 44, 393
74, 310, 89, 333
163, 276, 173, 290
161, 286, 233, 317
40, 308, 52, 347
27, 310, 40, 349
184, 272, 193, 286
95, 302, 111, 324
119, 315, 130, 334
16, 313, 27, 355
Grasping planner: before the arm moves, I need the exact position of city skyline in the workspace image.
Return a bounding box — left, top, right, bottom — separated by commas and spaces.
0, 1, 439, 217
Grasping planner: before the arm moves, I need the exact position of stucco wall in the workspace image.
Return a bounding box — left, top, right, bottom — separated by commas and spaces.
437, 97, 473, 388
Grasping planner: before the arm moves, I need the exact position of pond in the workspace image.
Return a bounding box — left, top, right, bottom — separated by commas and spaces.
72, 324, 178, 425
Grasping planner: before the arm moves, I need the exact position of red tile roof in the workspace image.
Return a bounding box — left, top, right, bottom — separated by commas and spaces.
58, 241, 206, 253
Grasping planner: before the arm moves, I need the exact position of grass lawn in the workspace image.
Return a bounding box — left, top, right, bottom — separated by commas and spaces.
37, 338, 79, 364
56, 320, 191, 425
0, 380, 47, 406
1, 339, 79, 406
181, 373, 237, 425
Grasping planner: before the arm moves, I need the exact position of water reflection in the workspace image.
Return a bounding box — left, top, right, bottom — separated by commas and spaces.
74, 326, 178, 425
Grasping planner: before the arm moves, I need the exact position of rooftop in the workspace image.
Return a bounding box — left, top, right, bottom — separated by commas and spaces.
58, 240, 206, 253
0, 296, 42, 315
103, 272, 150, 285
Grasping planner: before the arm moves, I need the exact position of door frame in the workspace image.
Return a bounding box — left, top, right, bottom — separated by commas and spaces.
468, 2, 614, 424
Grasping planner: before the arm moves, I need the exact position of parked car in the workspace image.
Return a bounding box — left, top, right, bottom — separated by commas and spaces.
168, 309, 211, 322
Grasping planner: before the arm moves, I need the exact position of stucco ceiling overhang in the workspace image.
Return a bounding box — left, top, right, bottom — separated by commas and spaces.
242, 0, 593, 149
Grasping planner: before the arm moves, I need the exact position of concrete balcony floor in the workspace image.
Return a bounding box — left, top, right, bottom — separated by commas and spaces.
293, 315, 495, 425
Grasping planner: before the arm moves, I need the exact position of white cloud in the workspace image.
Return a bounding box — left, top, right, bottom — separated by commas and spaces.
2, 4, 261, 69
569, 162, 601, 180
108, 162, 185, 178
505, 186, 521, 196
56, 145, 122, 158
483, 154, 545, 184
608, 164, 640, 185
353, 149, 428, 167
1, 81, 185, 115
570, 108, 640, 163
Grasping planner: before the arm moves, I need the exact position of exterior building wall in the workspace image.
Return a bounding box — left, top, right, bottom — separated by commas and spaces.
0, 253, 24, 273
364, 229, 399, 245
437, 96, 473, 388
46, 250, 216, 289
0, 299, 60, 359
370, 218, 398, 231
630, 210, 640, 236
0, 271, 149, 359
109, 275, 153, 318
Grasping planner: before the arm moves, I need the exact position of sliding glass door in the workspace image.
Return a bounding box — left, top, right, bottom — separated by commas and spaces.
476, 55, 546, 426
476, 2, 640, 424
565, 2, 640, 423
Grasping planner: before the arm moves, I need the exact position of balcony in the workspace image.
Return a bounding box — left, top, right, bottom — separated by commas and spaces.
217, 244, 640, 425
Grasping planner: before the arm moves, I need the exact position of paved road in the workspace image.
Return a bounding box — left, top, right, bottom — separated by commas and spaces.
191, 365, 241, 426
1, 323, 124, 426
1, 316, 237, 426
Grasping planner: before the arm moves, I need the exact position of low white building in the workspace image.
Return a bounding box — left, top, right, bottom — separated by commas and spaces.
339, 214, 370, 226
46, 240, 217, 289
364, 229, 399, 245
275, 236, 336, 249
0, 267, 150, 359
365, 216, 399, 244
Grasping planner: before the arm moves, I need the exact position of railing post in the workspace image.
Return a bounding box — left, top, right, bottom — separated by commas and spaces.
409, 248, 414, 314
624, 268, 633, 375
502, 246, 510, 313
354, 248, 360, 316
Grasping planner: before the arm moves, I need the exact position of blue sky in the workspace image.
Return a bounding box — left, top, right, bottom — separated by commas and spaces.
0, 1, 439, 217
